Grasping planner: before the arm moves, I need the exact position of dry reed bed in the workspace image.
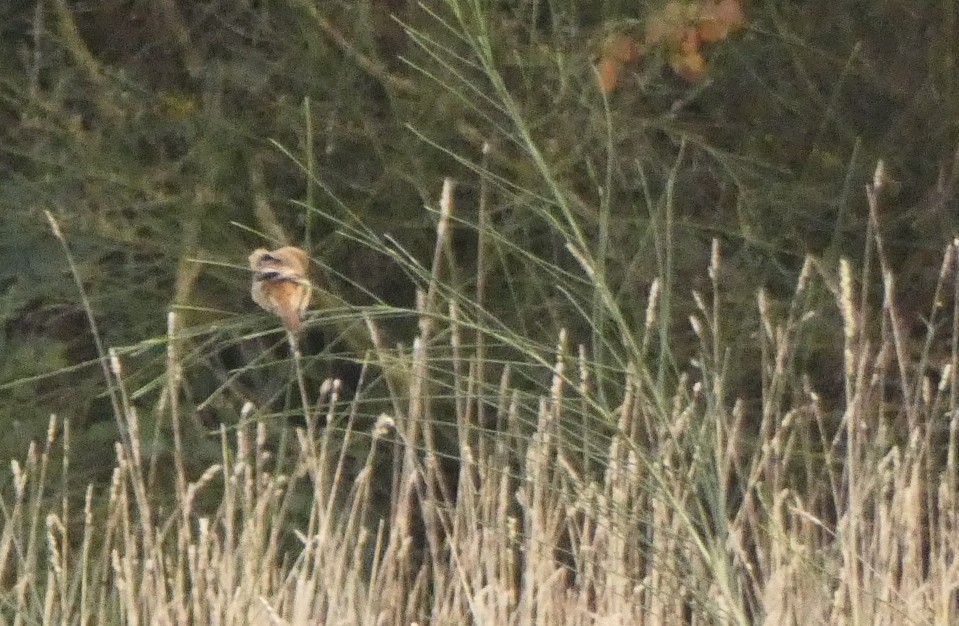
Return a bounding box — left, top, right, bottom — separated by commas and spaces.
4, 170, 959, 625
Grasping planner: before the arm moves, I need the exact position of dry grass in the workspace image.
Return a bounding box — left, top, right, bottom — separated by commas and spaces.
5, 169, 959, 625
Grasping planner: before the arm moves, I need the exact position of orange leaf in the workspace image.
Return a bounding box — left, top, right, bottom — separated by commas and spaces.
596, 34, 641, 94
696, 0, 745, 43
696, 18, 727, 43
670, 50, 706, 81
680, 27, 700, 55
597, 56, 624, 94
710, 0, 745, 31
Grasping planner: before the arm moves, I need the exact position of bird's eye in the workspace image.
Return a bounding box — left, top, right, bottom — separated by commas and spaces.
257, 270, 282, 280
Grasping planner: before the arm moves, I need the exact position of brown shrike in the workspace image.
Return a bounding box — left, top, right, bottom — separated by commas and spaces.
248, 246, 312, 334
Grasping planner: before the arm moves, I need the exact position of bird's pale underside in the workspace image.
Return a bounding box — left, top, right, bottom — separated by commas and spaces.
249, 246, 312, 333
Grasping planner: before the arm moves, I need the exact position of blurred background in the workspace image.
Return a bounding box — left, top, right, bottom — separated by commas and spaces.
2, 0, 958, 481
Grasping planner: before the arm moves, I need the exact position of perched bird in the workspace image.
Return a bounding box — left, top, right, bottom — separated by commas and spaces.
248, 246, 312, 333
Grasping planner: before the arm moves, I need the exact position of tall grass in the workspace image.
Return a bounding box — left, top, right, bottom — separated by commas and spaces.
4, 163, 959, 625
6, 2, 959, 624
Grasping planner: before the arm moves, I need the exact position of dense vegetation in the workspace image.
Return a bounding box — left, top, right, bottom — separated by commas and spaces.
3, 0, 959, 623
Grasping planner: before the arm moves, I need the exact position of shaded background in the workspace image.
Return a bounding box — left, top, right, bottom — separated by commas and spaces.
2, 0, 958, 480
